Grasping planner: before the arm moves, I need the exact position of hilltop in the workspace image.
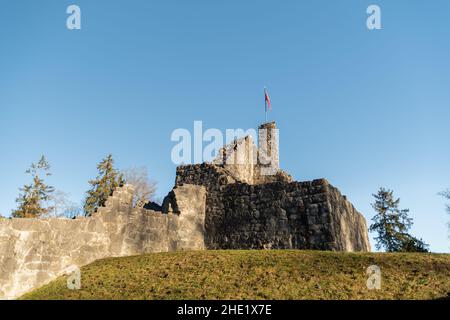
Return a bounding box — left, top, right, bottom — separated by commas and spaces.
22, 250, 450, 300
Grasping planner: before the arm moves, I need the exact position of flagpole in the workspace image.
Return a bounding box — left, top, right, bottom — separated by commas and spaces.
265, 100, 267, 123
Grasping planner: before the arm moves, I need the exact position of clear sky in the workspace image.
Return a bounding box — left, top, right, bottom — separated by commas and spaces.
0, 0, 449, 252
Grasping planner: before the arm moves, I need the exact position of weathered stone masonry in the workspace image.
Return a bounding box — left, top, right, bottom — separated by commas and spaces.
0, 185, 206, 299
175, 164, 369, 251
173, 121, 369, 251
0, 121, 370, 299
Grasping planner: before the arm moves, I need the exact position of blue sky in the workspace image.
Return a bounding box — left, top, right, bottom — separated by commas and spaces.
0, 0, 449, 252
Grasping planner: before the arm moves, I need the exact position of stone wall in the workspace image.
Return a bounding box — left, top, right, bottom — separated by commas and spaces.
210, 123, 288, 185
0, 184, 206, 299
175, 166, 370, 252
173, 121, 370, 252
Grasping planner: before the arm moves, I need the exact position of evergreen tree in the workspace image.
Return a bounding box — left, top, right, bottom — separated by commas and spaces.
439, 189, 450, 238
12, 156, 55, 218
83, 154, 124, 216
370, 188, 429, 252
400, 235, 429, 253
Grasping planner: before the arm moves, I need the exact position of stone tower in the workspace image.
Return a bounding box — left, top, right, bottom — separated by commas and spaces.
258, 121, 279, 175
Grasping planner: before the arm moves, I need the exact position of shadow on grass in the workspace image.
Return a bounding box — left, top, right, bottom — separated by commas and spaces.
434, 293, 450, 300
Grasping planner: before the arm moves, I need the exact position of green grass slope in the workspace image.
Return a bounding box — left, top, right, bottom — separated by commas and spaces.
22, 250, 450, 300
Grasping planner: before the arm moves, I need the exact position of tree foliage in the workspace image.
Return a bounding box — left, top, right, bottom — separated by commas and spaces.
370, 187, 429, 252
83, 154, 124, 217
12, 156, 55, 218
439, 189, 450, 237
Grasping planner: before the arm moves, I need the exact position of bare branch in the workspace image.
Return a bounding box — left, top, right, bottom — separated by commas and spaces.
122, 167, 157, 208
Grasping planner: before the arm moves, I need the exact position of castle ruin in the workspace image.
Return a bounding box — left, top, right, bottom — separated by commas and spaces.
0, 122, 370, 299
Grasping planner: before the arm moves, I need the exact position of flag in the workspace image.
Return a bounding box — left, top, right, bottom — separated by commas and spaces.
264, 88, 272, 111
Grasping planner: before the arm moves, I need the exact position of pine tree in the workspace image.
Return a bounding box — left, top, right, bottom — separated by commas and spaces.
400, 235, 429, 253
439, 189, 450, 238
370, 188, 429, 252
83, 154, 124, 216
12, 156, 55, 218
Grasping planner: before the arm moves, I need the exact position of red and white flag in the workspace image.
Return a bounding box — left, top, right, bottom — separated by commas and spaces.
264, 88, 272, 111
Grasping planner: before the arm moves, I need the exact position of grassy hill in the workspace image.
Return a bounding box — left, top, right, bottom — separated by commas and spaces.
22, 250, 450, 300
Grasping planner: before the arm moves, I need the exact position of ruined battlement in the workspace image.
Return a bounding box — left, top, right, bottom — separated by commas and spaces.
0, 121, 370, 299
171, 122, 369, 252
174, 162, 369, 251
0, 184, 206, 299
